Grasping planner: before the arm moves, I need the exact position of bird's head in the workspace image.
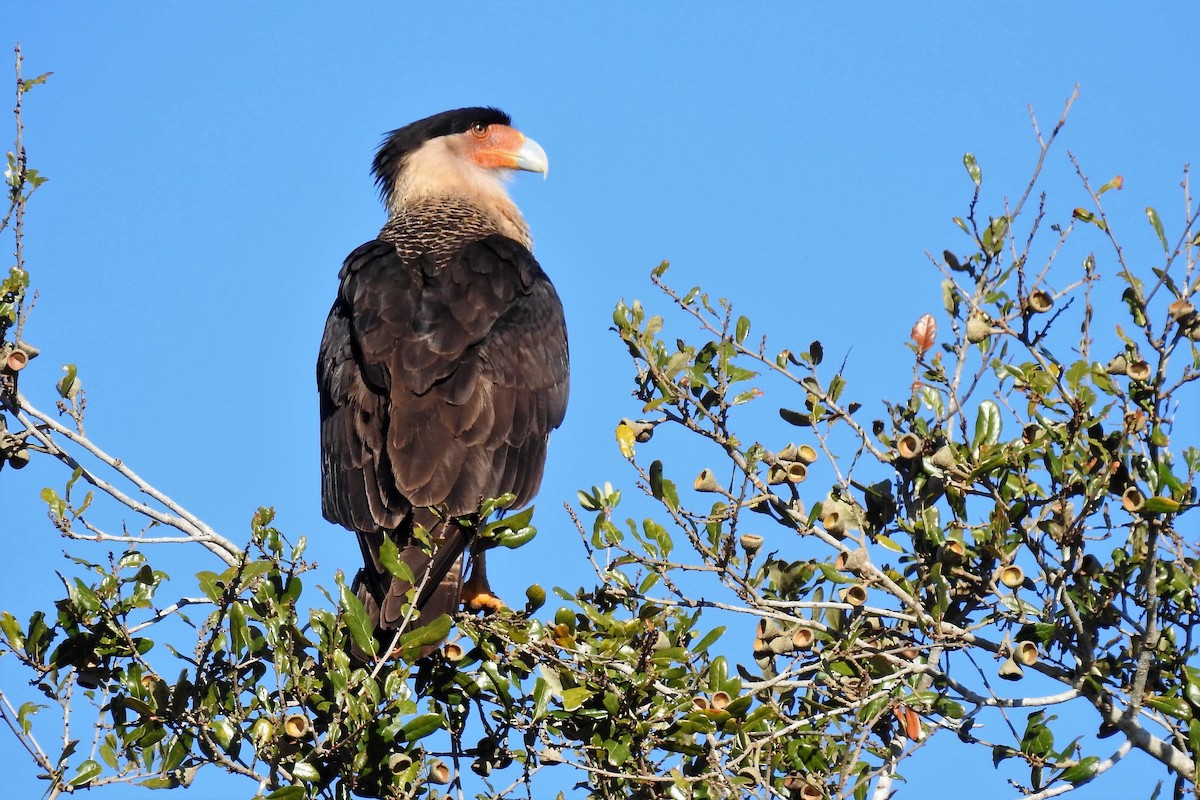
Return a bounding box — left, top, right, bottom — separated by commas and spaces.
373, 107, 548, 215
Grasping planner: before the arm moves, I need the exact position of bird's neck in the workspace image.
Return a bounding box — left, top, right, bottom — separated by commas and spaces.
381, 197, 532, 257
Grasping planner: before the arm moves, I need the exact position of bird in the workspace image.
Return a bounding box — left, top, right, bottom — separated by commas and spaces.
316, 107, 569, 656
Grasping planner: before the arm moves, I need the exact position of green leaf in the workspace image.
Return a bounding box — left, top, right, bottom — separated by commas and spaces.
396, 613, 451, 655
875, 535, 904, 553
532, 677, 551, 721
210, 718, 237, 751
338, 581, 377, 658
561, 687, 593, 711
963, 152, 981, 186
1145, 695, 1191, 720
40, 487, 67, 519
1059, 755, 1100, 786
70, 759, 102, 787
400, 713, 444, 742
973, 400, 1002, 451
693, 626, 725, 654
265, 788, 306, 800
196, 571, 222, 602
291, 762, 321, 783
1141, 496, 1180, 514
735, 316, 751, 344
1072, 207, 1107, 231
17, 702, 42, 735
1146, 207, 1168, 252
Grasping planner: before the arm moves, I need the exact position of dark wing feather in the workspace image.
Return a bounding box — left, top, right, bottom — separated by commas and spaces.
317, 233, 569, 645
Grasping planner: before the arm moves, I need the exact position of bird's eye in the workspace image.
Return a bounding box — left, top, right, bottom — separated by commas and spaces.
470, 123, 489, 137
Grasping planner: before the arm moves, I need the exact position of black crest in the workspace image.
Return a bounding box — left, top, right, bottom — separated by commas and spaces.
372, 107, 511, 202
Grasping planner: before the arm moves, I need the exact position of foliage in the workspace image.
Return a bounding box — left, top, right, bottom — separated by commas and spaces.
3, 50, 1199, 800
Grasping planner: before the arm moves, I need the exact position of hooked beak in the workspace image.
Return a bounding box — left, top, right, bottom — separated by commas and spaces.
512, 135, 549, 178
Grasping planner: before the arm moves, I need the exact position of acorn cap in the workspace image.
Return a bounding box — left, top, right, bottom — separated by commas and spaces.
427, 759, 451, 784
694, 468, 722, 492
1105, 355, 1129, 375
821, 501, 850, 536
791, 627, 815, 650
1126, 360, 1151, 382
1027, 290, 1054, 314
1013, 641, 1039, 666
895, 433, 924, 461
840, 585, 867, 607
938, 539, 966, 564
4, 348, 28, 373
997, 565, 1025, 589
998, 655, 1024, 681
283, 713, 310, 739
1121, 486, 1145, 513
387, 753, 414, 774
739, 533, 764, 555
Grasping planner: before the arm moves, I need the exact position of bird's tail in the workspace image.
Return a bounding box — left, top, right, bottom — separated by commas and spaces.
351, 509, 468, 660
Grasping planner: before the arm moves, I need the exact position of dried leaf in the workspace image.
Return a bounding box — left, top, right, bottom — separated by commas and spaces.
911, 313, 936, 355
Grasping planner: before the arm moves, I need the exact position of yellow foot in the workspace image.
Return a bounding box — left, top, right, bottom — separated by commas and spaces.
464, 591, 507, 613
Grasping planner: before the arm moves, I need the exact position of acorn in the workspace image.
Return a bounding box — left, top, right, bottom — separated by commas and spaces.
782, 461, 808, 483
387, 753, 414, 774
8, 447, 30, 469
794, 444, 818, 465
739, 533, 764, 556
442, 642, 465, 663
929, 444, 956, 470
837, 548, 869, 574
1105, 355, 1129, 376
797, 782, 823, 800
1026, 290, 1054, 314
692, 695, 710, 711
1167, 298, 1196, 322
966, 315, 993, 343
525, 583, 547, 612
710, 691, 731, 711
249, 717, 275, 747
757, 619, 786, 641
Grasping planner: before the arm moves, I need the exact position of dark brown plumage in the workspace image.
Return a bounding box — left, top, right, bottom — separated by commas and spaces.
317, 108, 568, 654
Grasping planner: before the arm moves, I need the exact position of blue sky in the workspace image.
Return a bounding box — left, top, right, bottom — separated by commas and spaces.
3, 4, 1198, 798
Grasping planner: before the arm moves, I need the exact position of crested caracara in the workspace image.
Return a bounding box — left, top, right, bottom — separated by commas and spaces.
317, 108, 569, 655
